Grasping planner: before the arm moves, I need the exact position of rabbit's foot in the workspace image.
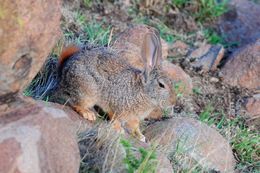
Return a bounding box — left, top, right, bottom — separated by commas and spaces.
82, 110, 96, 121
73, 106, 96, 121
112, 119, 125, 134
137, 133, 146, 143
134, 128, 146, 143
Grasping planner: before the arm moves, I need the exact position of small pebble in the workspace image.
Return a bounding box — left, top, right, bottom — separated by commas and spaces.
210, 77, 219, 83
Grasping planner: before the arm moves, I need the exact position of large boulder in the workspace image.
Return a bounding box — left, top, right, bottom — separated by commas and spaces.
218, 0, 260, 47
144, 118, 236, 173
0, 96, 91, 173
221, 39, 260, 90
0, 0, 61, 96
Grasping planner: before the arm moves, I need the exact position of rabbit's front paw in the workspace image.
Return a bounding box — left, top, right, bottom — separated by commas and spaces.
139, 134, 146, 143
82, 110, 96, 121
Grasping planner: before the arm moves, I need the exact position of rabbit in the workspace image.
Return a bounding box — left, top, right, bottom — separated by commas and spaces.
50, 31, 172, 142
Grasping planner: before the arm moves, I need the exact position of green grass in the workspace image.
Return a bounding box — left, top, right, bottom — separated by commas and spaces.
83, 0, 93, 8
83, 21, 111, 46
203, 29, 224, 45
120, 139, 158, 173
172, 0, 228, 22
193, 0, 228, 22
172, 0, 190, 8
192, 87, 202, 95
173, 81, 185, 98
65, 11, 111, 46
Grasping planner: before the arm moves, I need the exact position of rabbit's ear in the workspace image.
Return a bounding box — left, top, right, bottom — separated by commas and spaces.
141, 31, 162, 80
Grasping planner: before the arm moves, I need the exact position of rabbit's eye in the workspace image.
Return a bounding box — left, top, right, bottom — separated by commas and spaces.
159, 82, 165, 88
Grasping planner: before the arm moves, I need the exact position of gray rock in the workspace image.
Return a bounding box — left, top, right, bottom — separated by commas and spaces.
218, 0, 260, 47
144, 117, 236, 173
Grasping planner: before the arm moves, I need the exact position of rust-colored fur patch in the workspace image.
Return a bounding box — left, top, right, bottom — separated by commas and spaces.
59, 45, 80, 66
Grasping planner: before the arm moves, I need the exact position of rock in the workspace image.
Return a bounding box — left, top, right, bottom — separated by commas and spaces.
0, 0, 61, 96
190, 44, 225, 72
0, 96, 91, 173
221, 39, 260, 90
144, 118, 236, 172
218, 0, 260, 47
189, 44, 212, 60
245, 94, 260, 129
156, 154, 174, 173
210, 77, 220, 83
168, 40, 190, 57
162, 61, 193, 96
112, 25, 168, 70
245, 94, 260, 117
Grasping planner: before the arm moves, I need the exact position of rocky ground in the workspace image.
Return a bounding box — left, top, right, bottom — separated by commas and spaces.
0, 0, 259, 173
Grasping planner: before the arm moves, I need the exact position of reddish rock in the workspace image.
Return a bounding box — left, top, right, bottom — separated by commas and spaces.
168, 40, 190, 57
144, 118, 235, 172
245, 94, 260, 117
162, 61, 193, 96
218, 0, 260, 47
0, 96, 91, 173
190, 44, 225, 72
0, 0, 61, 96
245, 94, 260, 129
221, 39, 260, 90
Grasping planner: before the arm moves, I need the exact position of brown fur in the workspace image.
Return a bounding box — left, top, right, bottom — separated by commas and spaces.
51, 31, 173, 142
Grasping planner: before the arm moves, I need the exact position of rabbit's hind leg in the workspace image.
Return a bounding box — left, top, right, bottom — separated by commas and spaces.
124, 116, 146, 142
72, 98, 96, 121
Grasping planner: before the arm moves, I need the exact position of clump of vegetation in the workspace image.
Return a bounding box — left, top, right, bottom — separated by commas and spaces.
83, 21, 111, 45
120, 139, 158, 173
23, 57, 58, 100
203, 29, 224, 45
172, 0, 229, 22
169, 138, 205, 172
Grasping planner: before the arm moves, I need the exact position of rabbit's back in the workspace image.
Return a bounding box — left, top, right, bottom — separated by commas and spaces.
58, 47, 153, 116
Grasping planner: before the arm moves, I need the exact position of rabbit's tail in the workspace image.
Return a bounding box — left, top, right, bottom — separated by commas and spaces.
24, 45, 80, 101
24, 57, 59, 100
58, 45, 80, 72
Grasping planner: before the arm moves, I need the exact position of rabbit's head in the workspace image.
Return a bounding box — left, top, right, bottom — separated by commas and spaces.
141, 31, 173, 108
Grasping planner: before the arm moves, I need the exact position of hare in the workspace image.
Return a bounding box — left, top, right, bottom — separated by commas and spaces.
51, 31, 172, 142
